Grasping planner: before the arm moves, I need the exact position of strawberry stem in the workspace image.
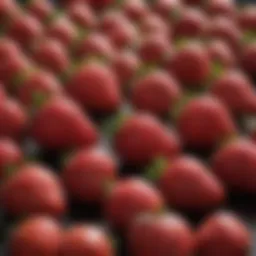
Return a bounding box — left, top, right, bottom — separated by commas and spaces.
144, 157, 168, 182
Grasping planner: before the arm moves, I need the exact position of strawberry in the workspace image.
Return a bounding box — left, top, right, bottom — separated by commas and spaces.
104, 178, 164, 230
0, 138, 23, 180
26, 0, 55, 23
32, 39, 69, 75
87, 0, 114, 10
209, 70, 256, 116
138, 34, 172, 64
46, 15, 78, 48
67, 1, 97, 29
173, 7, 208, 39
6, 13, 44, 50
152, 155, 225, 212
211, 138, 256, 193
0, 38, 21, 64
0, 82, 6, 100
128, 212, 194, 256
0, 98, 28, 139
73, 32, 115, 61
60, 224, 114, 256
15, 69, 64, 108
0, 163, 66, 217
131, 70, 181, 116
111, 50, 140, 87
240, 43, 256, 80
113, 113, 181, 165
207, 40, 236, 68
31, 97, 98, 150
196, 211, 251, 256
237, 5, 256, 33
122, 0, 149, 22
66, 61, 121, 113
176, 95, 237, 150
62, 148, 117, 204
9, 216, 62, 256
205, 0, 236, 18
167, 42, 211, 87
0, 0, 21, 24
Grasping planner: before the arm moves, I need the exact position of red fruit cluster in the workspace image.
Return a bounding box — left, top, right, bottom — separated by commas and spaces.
0, 0, 255, 256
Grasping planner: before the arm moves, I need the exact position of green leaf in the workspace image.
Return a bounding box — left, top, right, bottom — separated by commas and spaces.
210, 61, 225, 81
144, 157, 168, 182
242, 30, 256, 44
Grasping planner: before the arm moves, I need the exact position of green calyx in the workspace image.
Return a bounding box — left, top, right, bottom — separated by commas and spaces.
144, 157, 168, 182
242, 30, 256, 45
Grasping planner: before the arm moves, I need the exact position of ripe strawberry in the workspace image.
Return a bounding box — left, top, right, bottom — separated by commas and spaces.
88, 0, 114, 10
0, 138, 23, 180
210, 70, 256, 116
104, 178, 164, 230
240, 43, 256, 80
63, 148, 117, 204
205, 0, 236, 18
59, 224, 114, 256
207, 40, 236, 68
176, 95, 237, 150
9, 216, 62, 256
128, 213, 194, 256
1, 163, 66, 217
0, 82, 6, 100
67, 1, 97, 29
237, 5, 256, 32
0, 38, 21, 63
15, 70, 64, 108
207, 17, 242, 52
0, 0, 20, 24
138, 34, 172, 64
32, 39, 69, 76
6, 13, 44, 50
0, 98, 28, 139
66, 61, 121, 113
196, 211, 251, 256
46, 15, 78, 48
122, 0, 149, 22
31, 97, 98, 150
111, 50, 140, 87
211, 138, 256, 193
167, 42, 211, 87
173, 8, 208, 39
131, 70, 181, 116
26, 0, 55, 23
154, 155, 225, 212
73, 32, 115, 61
114, 113, 181, 165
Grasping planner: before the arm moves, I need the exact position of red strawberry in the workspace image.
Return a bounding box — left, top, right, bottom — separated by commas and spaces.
196, 211, 251, 256
31, 97, 98, 150
15, 70, 64, 108
176, 95, 237, 150
63, 148, 117, 204
205, 0, 236, 18
212, 138, 256, 193
240, 43, 256, 80
26, 0, 55, 23
88, 0, 114, 10
105, 178, 164, 230
167, 42, 211, 87
0, 98, 28, 139
153, 0, 183, 21
114, 113, 181, 165
111, 50, 141, 87
155, 155, 225, 212
173, 8, 208, 39
237, 5, 256, 32
0, 82, 6, 100
0, 38, 21, 63
66, 61, 121, 113
122, 0, 149, 22
131, 70, 181, 116
182, 0, 203, 5
0, 138, 23, 180
210, 70, 256, 116
6, 13, 44, 50
73, 32, 115, 61
9, 216, 62, 256
207, 17, 242, 52
46, 15, 78, 48
67, 2, 97, 29
0, 163, 66, 217
59, 224, 114, 256
32, 39, 69, 75
0, 0, 20, 24
207, 40, 236, 68
138, 34, 172, 64
128, 213, 194, 256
